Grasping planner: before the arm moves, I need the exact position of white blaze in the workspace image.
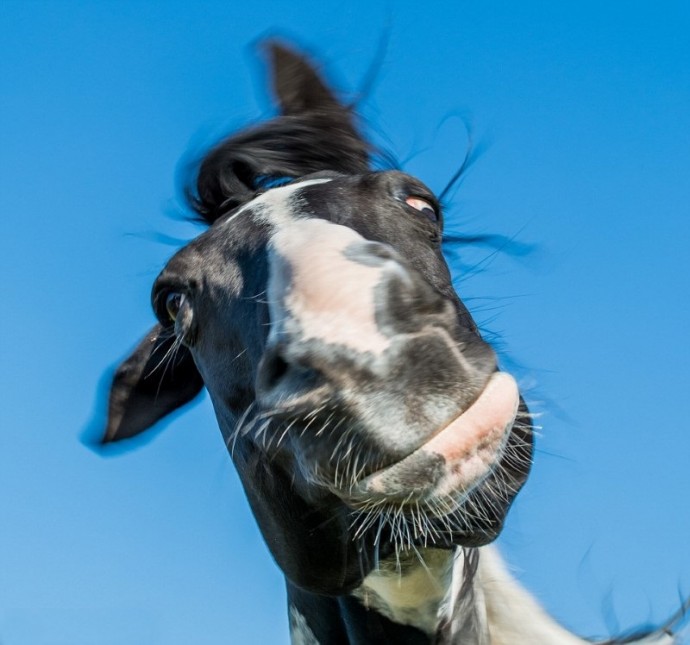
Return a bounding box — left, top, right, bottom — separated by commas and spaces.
268, 218, 393, 355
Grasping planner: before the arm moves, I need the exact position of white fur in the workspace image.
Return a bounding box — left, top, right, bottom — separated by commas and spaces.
478, 546, 590, 644
346, 546, 678, 644
269, 218, 392, 355
479, 547, 675, 644
353, 548, 454, 635
220, 176, 333, 228
289, 605, 320, 645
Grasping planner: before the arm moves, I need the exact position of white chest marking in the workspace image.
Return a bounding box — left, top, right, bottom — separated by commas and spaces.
352, 548, 454, 635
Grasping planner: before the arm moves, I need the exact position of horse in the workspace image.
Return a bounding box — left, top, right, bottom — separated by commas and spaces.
95, 41, 685, 644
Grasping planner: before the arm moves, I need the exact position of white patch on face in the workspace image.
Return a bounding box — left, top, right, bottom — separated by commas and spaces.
219, 177, 334, 229
352, 548, 454, 635
268, 218, 394, 355
289, 605, 320, 645
219, 177, 395, 354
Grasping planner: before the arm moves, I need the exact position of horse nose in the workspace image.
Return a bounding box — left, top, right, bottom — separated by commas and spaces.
255, 219, 454, 401
267, 219, 450, 346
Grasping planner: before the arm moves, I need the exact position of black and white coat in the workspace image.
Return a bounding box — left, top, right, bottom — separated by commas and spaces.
96, 42, 685, 644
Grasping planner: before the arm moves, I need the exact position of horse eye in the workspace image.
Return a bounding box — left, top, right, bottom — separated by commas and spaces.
166, 292, 185, 323
405, 196, 438, 222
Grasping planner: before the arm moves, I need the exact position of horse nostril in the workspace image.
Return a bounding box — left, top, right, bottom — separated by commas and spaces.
256, 345, 323, 406
258, 347, 290, 392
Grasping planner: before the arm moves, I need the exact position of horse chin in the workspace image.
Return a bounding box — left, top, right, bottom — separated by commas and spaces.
287, 372, 523, 553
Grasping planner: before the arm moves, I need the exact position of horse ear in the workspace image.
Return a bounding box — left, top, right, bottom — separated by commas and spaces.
99, 325, 204, 444
266, 41, 345, 116
189, 41, 370, 224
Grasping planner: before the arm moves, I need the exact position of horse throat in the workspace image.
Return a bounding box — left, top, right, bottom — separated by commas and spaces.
352, 547, 489, 643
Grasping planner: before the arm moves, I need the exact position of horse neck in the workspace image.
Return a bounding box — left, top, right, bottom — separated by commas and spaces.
287, 546, 490, 644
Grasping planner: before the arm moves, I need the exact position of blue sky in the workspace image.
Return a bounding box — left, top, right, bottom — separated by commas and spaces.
2, 2, 689, 643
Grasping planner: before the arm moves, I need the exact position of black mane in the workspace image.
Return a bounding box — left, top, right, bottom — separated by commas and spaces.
187, 43, 370, 223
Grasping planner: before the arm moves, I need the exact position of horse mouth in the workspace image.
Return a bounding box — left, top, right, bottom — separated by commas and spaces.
344, 371, 520, 509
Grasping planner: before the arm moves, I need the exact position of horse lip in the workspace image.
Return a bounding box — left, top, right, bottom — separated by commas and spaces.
345, 371, 520, 503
